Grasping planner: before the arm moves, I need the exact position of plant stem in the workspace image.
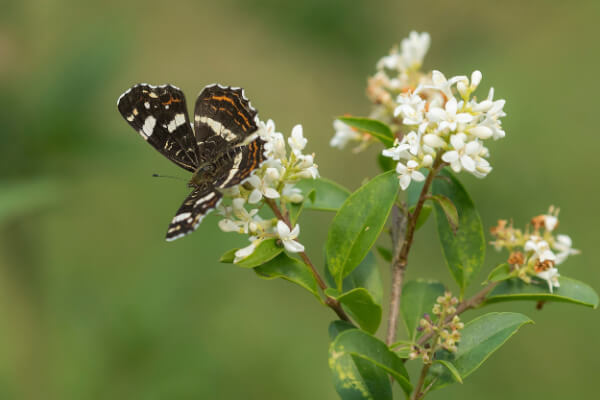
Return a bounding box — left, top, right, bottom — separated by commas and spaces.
411, 363, 431, 400
386, 156, 445, 346
264, 198, 351, 323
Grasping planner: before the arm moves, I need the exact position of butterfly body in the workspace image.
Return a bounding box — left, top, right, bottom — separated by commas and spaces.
117, 83, 266, 241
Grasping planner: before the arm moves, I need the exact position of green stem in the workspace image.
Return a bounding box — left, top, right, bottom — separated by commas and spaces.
411, 363, 432, 400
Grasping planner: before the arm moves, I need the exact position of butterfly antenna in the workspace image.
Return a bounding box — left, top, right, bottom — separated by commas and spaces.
152, 173, 187, 182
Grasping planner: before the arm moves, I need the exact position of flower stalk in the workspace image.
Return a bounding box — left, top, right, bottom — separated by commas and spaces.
264, 198, 351, 322
386, 155, 445, 345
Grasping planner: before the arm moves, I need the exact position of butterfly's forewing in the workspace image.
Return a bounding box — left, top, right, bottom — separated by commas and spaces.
193, 84, 258, 147
165, 188, 223, 241
117, 84, 200, 172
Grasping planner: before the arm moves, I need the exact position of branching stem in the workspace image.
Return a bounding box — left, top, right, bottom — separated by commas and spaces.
264, 198, 351, 322
411, 363, 432, 400
386, 156, 445, 346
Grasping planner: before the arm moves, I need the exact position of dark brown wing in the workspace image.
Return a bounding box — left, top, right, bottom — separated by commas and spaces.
193, 84, 258, 148
117, 83, 200, 172
165, 188, 223, 241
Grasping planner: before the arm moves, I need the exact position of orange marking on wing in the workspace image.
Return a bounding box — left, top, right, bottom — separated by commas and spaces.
210, 95, 236, 106
162, 96, 182, 106
236, 111, 250, 128
206, 95, 252, 127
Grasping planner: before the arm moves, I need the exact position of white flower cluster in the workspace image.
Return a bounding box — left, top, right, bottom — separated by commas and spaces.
331, 32, 432, 152
217, 120, 318, 263
490, 207, 580, 293
331, 31, 507, 190
384, 69, 506, 189
377, 31, 431, 74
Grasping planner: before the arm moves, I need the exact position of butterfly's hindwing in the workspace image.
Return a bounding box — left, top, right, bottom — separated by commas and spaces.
117, 84, 200, 172
194, 84, 258, 146
214, 138, 266, 189
165, 188, 223, 241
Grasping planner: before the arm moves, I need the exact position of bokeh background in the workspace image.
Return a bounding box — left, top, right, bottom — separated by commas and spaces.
1, 0, 599, 399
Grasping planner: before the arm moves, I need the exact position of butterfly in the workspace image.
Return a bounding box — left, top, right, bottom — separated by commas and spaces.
117, 83, 266, 241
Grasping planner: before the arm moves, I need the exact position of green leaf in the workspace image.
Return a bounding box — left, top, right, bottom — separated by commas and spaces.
325, 252, 383, 334
400, 280, 446, 341
426, 312, 532, 390
432, 360, 462, 384
390, 340, 413, 359
328, 322, 392, 399
327, 171, 399, 288
325, 251, 384, 308
377, 153, 396, 172
376, 246, 392, 262
254, 252, 320, 300
219, 248, 237, 263
294, 178, 350, 212
329, 327, 412, 398
329, 320, 357, 340
432, 169, 485, 291
326, 288, 382, 334
341, 251, 383, 305
338, 116, 395, 148
485, 276, 599, 308
219, 239, 283, 268
430, 194, 459, 233
485, 263, 513, 283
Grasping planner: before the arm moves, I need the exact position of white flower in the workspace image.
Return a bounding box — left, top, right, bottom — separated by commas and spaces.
282, 184, 303, 203
423, 133, 446, 148
331, 119, 361, 149
553, 234, 579, 265
288, 124, 307, 155
264, 132, 286, 160
421, 154, 434, 167
472, 156, 492, 178
442, 134, 483, 173
536, 267, 560, 293
276, 221, 305, 253
402, 131, 421, 156
457, 70, 482, 98
400, 31, 430, 70
234, 241, 257, 263
382, 141, 410, 161
377, 52, 402, 71
218, 218, 239, 233
376, 31, 430, 72
295, 154, 319, 179
232, 198, 260, 233
468, 125, 494, 140
427, 97, 473, 132
525, 237, 556, 263
544, 215, 558, 232
396, 159, 426, 190
430, 71, 458, 99
246, 174, 280, 204
394, 93, 426, 125
257, 118, 277, 141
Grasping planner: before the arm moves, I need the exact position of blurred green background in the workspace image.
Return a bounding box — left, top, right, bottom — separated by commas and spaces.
1, 0, 599, 399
